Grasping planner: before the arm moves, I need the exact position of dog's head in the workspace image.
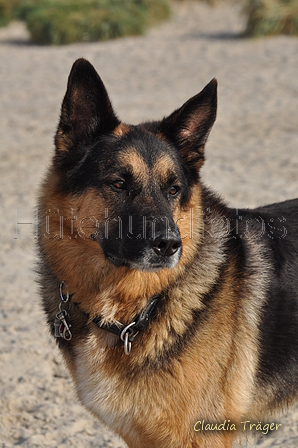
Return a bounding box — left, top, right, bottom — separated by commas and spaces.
49, 58, 217, 273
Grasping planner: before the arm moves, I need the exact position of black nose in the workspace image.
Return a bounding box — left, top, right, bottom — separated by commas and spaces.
151, 234, 182, 257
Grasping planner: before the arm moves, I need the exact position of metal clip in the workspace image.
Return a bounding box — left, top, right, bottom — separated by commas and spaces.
54, 282, 73, 342
120, 322, 136, 355
55, 310, 72, 341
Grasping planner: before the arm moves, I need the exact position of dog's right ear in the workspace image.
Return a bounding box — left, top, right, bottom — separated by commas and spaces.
55, 58, 119, 154
159, 79, 217, 173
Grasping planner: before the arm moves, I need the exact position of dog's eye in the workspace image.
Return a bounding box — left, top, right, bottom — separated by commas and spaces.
169, 186, 180, 197
111, 180, 126, 191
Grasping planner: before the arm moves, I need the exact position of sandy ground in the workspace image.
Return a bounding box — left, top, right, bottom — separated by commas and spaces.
0, 2, 298, 447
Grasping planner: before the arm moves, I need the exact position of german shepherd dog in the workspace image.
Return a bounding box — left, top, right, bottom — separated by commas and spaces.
37, 58, 298, 447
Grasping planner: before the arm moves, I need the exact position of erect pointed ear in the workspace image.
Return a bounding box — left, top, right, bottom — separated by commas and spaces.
159, 79, 217, 170
55, 58, 120, 153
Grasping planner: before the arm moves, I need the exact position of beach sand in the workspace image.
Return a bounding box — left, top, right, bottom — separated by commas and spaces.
0, 2, 298, 447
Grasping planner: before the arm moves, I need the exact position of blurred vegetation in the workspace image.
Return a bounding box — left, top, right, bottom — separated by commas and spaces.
174, 0, 233, 4
0, 0, 20, 26
0, 0, 170, 44
243, 0, 298, 37
1, 0, 298, 43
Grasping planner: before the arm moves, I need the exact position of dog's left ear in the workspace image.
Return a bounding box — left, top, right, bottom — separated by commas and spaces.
159, 79, 217, 170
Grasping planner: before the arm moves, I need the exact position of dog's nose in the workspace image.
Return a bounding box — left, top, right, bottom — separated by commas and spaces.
151, 234, 182, 257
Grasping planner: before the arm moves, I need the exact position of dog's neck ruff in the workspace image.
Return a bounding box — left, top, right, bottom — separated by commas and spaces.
55, 281, 160, 355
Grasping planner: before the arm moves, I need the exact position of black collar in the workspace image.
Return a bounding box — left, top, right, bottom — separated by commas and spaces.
57, 281, 160, 355
92, 295, 160, 355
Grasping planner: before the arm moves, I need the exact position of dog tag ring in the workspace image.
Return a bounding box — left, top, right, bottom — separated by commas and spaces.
120, 322, 136, 355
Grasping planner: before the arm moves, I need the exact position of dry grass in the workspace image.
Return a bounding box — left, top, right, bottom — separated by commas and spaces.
0, 0, 170, 44
243, 0, 298, 37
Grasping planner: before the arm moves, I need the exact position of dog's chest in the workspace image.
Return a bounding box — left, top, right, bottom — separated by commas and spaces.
73, 335, 138, 432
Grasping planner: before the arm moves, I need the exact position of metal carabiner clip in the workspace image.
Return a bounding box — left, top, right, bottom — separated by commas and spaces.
55, 310, 72, 341
62, 321, 72, 341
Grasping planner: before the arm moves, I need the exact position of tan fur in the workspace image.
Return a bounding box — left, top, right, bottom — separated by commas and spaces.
69, 242, 265, 448
153, 154, 178, 179
113, 123, 131, 137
